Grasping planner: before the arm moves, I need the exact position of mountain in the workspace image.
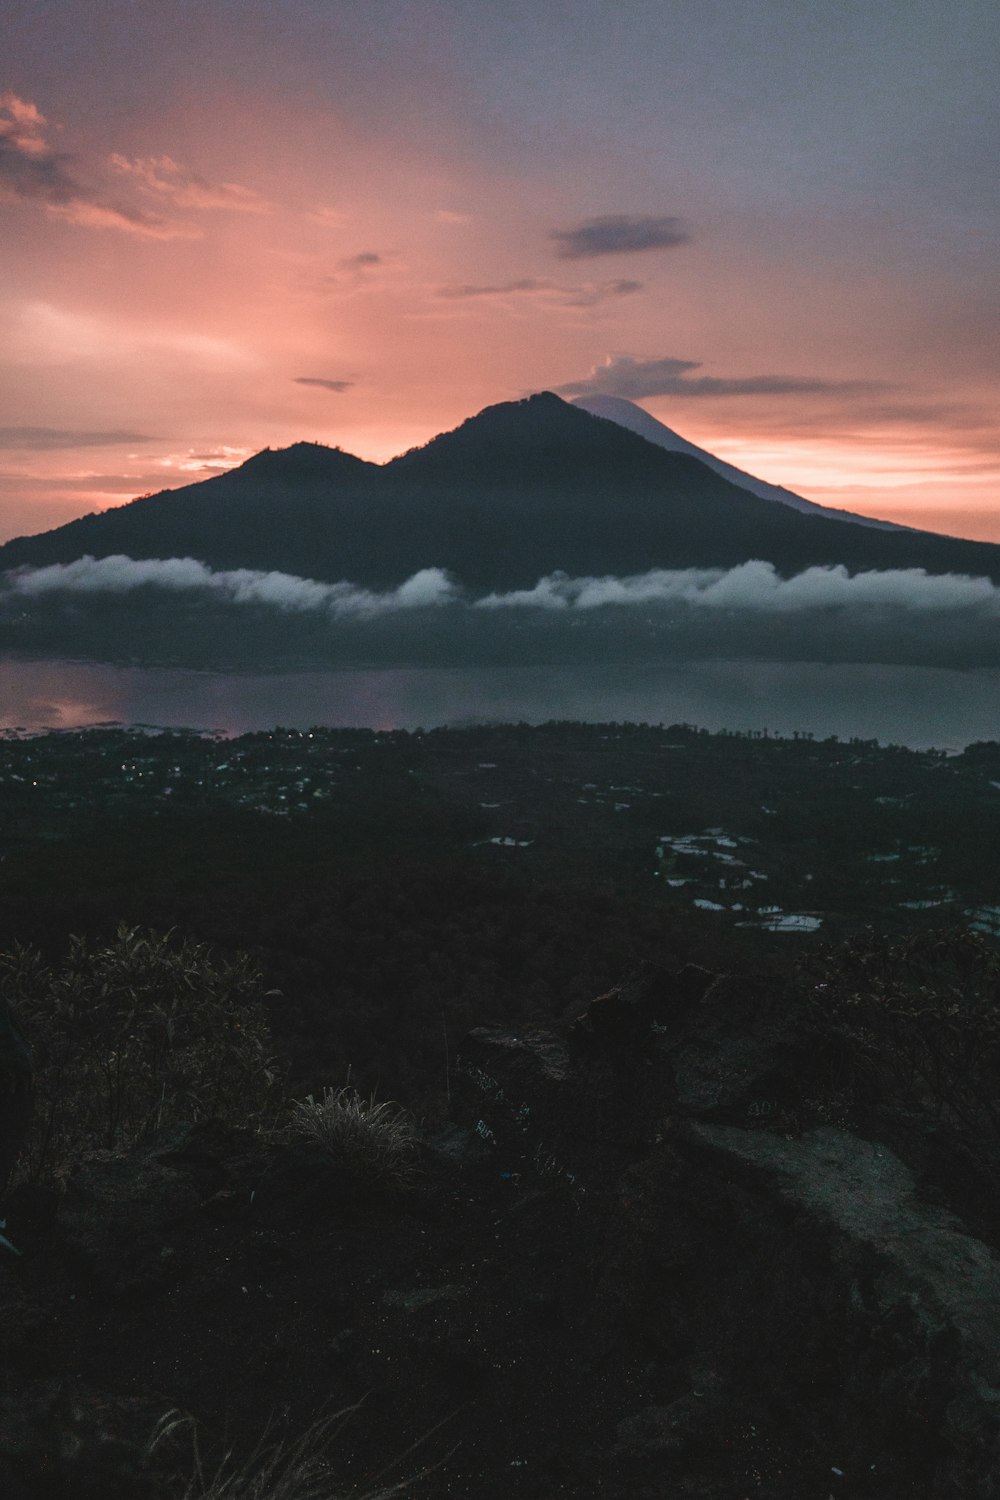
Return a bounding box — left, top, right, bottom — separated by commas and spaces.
573, 393, 908, 531
0, 442, 388, 585
2, 392, 999, 590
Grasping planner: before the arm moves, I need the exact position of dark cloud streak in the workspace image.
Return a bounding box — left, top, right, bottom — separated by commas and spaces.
338, 251, 383, 270
437, 277, 546, 299
550, 214, 690, 259
294, 377, 354, 392
436, 277, 642, 307
0, 427, 155, 451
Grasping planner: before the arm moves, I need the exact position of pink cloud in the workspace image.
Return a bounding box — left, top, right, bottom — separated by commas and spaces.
0, 91, 49, 156
49, 197, 202, 239
110, 153, 271, 213
307, 205, 347, 227
0, 92, 201, 238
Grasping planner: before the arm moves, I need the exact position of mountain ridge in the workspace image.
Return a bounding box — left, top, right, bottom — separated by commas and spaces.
2, 393, 998, 589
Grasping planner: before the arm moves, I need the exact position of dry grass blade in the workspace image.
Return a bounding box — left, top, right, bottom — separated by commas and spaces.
3, 925, 278, 1183
148, 1405, 424, 1499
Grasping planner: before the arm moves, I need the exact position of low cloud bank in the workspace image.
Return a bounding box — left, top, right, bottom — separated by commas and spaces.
5, 556, 458, 617
477, 561, 1000, 615
5, 555, 1000, 620
5, 556, 1000, 671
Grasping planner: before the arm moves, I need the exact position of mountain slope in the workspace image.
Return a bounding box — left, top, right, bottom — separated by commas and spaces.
573, 393, 908, 531
2, 393, 999, 590
0, 443, 390, 584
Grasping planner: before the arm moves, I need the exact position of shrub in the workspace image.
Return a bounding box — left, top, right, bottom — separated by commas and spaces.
802, 926, 1000, 1142
287, 1085, 418, 1187
0, 924, 280, 1181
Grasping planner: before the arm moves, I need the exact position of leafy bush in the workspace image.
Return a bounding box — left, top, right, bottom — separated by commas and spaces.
287, 1085, 419, 1187
0, 924, 279, 1180
803, 927, 1000, 1141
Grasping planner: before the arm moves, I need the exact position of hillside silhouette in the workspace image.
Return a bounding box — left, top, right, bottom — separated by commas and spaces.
3, 393, 1000, 590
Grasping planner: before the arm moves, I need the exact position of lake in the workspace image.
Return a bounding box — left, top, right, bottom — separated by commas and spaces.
1, 655, 998, 749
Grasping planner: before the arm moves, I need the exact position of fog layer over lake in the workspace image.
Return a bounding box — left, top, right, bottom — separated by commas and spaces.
2, 657, 998, 750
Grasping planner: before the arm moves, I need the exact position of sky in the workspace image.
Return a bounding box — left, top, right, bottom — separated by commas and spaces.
1, 0, 998, 544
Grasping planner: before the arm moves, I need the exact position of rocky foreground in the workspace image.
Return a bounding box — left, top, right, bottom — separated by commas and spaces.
2, 965, 1000, 1498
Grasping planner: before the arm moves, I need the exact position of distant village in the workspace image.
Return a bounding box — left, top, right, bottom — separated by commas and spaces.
2, 720, 998, 943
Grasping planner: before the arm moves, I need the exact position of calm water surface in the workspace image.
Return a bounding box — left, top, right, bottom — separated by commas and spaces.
1, 656, 998, 750
1, 657, 1000, 750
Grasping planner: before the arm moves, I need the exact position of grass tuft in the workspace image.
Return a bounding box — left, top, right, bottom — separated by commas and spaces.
287, 1086, 419, 1187
148, 1406, 421, 1499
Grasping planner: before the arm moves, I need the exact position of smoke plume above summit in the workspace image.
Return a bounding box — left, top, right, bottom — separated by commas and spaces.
558, 356, 884, 401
